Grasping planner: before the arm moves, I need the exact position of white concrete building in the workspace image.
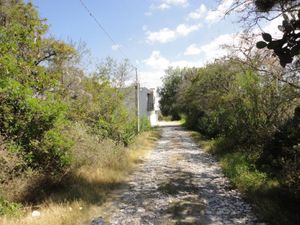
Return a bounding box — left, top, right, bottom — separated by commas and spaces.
139, 87, 158, 127
122, 86, 158, 127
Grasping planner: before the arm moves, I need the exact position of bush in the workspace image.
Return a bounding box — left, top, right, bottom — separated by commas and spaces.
221, 152, 267, 192
0, 139, 24, 184
0, 78, 71, 176
261, 107, 300, 193
64, 123, 129, 171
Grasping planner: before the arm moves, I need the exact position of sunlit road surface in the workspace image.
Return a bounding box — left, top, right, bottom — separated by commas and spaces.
96, 126, 263, 225
157, 121, 183, 127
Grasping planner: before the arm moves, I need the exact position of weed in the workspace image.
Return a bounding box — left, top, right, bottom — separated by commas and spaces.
0, 199, 22, 217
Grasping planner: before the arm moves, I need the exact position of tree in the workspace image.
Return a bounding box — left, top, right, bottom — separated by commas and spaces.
229, 0, 300, 67
96, 57, 133, 88
158, 67, 182, 120
224, 32, 300, 89
0, 0, 76, 92
0, 0, 76, 179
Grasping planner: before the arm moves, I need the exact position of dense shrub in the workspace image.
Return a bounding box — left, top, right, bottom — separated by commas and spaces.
67, 77, 137, 145
159, 60, 299, 195
0, 78, 71, 174
0, 0, 152, 214
261, 107, 300, 193
158, 68, 182, 120
64, 123, 129, 170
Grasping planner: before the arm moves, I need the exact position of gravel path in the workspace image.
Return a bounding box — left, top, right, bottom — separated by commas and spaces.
94, 125, 264, 225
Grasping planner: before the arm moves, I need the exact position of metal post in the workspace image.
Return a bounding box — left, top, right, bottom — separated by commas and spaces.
135, 68, 140, 133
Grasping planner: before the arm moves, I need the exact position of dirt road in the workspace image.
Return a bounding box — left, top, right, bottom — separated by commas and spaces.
93, 124, 264, 225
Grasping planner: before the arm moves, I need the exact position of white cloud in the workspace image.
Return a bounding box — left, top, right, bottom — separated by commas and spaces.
146, 23, 202, 44
205, 0, 234, 23
142, 49, 208, 71
145, 0, 188, 18
157, 0, 188, 10
158, 3, 170, 10
199, 33, 237, 59
146, 28, 176, 43
188, 4, 207, 20
141, 50, 204, 88
144, 50, 170, 69
111, 44, 121, 51
139, 70, 164, 88
184, 17, 283, 60
141, 35, 235, 87
184, 32, 243, 60
140, 51, 169, 88
141, 17, 284, 89
176, 24, 201, 36
184, 44, 201, 55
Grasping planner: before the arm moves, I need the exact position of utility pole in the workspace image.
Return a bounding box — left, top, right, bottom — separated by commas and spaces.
135, 67, 140, 133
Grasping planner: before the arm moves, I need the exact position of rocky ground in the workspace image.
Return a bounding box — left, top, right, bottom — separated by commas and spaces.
91, 124, 265, 225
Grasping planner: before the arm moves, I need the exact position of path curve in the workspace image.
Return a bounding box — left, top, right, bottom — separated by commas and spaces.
97, 125, 265, 225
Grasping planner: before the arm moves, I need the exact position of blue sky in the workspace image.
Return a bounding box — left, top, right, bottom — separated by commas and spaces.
30, 0, 279, 88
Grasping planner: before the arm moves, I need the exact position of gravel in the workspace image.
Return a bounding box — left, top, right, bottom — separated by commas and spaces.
94, 125, 265, 225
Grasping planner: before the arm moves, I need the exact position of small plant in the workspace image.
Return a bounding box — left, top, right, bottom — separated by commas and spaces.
0, 198, 22, 217
140, 116, 152, 132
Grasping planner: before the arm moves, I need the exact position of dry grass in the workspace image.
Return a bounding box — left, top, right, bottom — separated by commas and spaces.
0, 128, 160, 225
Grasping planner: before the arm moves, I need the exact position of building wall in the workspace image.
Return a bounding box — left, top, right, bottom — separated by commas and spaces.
122, 86, 158, 127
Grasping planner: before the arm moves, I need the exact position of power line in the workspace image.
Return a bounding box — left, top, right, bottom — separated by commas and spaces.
79, 0, 140, 132
79, 0, 130, 60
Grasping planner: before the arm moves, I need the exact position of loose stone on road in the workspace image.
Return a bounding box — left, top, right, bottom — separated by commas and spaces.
96, 123, 264, 225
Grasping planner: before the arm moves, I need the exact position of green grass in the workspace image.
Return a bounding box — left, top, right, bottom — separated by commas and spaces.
190, 131, 300, 225
0, 199, 22, 217
219, 152, 267, 192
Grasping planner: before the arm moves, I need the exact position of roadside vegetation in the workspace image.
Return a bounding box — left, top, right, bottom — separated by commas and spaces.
0, 130, 160, 225
159, 59, 300, 225
158, 1, 300, 224
0, 1, 158, 223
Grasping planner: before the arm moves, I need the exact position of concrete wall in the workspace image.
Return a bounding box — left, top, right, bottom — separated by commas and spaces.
122, 86, 158, 127
139, 87, 158, 127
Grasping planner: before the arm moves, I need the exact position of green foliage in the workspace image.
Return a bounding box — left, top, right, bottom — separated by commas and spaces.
0, 78, 71, 174
261, 107, 300, 192
140, 116, 152, 132
67, 76, 137, 145
220, 151, 267, 192
64, 122, 129, 170
122, 117, 138, 146
0, 0, 146, 216
198, 135, 300, 225
0, 0, 76, 91
254, 1, 300, 67
0, 198, 22, 217
158, 67, 182, 120
254, 0, 297, 12
159, 57, 299, 199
